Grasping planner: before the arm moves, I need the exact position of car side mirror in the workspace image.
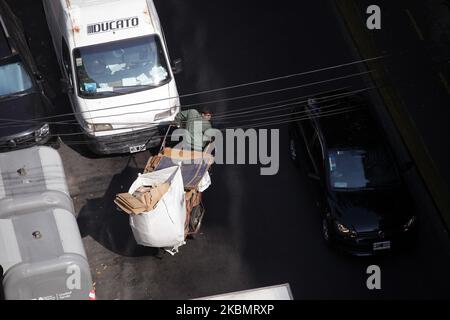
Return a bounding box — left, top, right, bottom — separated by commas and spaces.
171, 59, 183, 75
41, 81, 57, 101
60, 78, 74, 94
34, 72, 44, 82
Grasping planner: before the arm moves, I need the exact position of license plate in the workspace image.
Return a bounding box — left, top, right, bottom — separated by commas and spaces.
129, 144, 146, 154
373, 241, 391, 251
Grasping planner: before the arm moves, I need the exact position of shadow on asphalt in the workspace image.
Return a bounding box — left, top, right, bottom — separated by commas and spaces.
77, 161, 160, 258
0, 266, 3, 300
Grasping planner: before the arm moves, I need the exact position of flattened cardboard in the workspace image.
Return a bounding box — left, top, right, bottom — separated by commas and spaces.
114, 182, 170, 215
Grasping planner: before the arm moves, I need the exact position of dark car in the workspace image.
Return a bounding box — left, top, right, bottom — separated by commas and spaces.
289, 91, 417, 256
0, 0, 53, 151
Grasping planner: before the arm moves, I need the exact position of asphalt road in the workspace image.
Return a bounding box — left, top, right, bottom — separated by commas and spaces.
7, 0, 450, 300
372, 0, 450, 185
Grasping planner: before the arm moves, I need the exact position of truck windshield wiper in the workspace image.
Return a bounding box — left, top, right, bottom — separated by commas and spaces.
82, 90, 118, 98
113, 85, 155, 94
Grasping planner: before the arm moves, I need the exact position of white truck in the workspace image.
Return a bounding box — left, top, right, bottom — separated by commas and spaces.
42, 0, 181, 154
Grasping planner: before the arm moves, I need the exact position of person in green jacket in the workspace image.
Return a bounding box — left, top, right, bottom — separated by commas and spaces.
174, 107, 213, 151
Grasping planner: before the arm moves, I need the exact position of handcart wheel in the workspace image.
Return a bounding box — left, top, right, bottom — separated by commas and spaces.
156, 248, 165, 260
189, 205, 205, 237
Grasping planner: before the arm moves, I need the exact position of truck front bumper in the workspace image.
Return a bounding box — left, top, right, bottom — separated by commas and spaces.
86, 124, 169, 155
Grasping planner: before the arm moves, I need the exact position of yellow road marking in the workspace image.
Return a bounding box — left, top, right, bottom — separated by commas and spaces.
405, 9, 425, 41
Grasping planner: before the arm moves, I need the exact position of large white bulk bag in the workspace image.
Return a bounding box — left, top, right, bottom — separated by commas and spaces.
128, 166, 186, 250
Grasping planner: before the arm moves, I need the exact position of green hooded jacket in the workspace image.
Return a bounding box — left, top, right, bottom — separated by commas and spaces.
175, 109, 212, 151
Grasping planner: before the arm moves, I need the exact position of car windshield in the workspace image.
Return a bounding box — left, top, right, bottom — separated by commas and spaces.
328, 148, 400, 190
0, 61, 33, 97
73, 35, 171, 98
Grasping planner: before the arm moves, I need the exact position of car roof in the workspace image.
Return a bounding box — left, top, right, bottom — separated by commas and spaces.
0, 21, 12, 58
313, 95, 381, 150
68, 0, 128, 8
0, 2, 15, 59
64, 0, 159, 48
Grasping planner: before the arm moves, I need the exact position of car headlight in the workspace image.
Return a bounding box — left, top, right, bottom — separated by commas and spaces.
403, 216, 417, 232
35, 123, 50, 141
154, 106, 179, 121
336, 222, 357, 238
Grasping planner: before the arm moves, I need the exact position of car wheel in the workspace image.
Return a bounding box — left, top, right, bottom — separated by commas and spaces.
322, 218, 331, 243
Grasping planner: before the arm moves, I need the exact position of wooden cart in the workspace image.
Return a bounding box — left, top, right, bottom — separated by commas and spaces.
143, 143, 215, 237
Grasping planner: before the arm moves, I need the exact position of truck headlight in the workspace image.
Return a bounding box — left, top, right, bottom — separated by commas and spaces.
85, 123, 113, 133
403, 216, 417, 232
93, 124, 113, 132
35, 123, 50, 141
154, 106, 179, 121
336, 222, 357, 238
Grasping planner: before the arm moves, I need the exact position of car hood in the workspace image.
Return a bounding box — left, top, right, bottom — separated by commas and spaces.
330, 188, 412, 233
0, 92, 47, 138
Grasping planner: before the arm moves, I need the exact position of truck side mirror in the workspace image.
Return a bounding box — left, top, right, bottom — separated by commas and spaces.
60, 78, 74, 94
171, 59, 183, 75
35, 72, 55, 99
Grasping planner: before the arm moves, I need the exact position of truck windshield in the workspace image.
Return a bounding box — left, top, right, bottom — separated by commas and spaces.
73, 35, 171, 98
328, 148, 400, 190
0, 61, 33, 97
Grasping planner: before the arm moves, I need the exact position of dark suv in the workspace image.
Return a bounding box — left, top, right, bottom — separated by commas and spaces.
0, 1, 52, 151
289, 91, 417, 256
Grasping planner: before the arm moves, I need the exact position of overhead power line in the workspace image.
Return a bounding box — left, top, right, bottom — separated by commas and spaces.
0, 69, 372, 129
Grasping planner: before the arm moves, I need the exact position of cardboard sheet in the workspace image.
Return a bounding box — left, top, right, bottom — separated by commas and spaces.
145, 148, 214, 190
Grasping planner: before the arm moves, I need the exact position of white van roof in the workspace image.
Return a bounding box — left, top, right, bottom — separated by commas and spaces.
64, 0, 159, 48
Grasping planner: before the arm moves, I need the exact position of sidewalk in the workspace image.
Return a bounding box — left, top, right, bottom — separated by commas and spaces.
336, 0, 450, 230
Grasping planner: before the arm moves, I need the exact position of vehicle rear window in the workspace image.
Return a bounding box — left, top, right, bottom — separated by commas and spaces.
328, 148, 400, 190
0, 61, 32, 97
